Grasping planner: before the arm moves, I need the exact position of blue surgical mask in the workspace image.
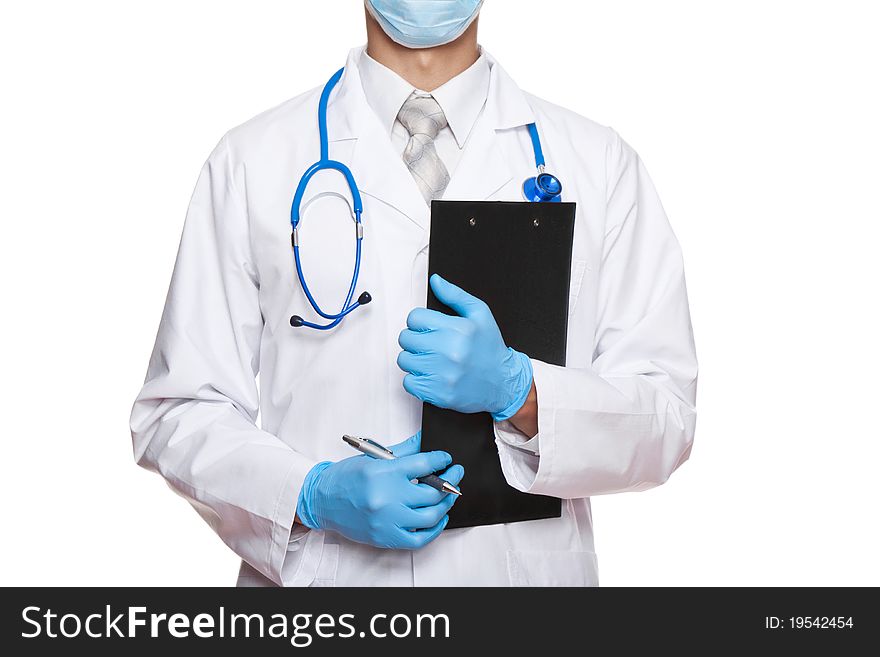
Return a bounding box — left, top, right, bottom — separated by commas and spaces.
366, 0, 484, 49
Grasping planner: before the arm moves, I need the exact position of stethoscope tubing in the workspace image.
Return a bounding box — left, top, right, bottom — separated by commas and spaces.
290, 66, 561, 330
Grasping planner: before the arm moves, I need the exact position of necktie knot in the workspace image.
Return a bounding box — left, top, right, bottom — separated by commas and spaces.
396, 92, 451, 204
397, 93, 448, 140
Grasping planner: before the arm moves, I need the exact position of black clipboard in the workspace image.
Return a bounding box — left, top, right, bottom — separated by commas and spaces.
422, 200, 576, 529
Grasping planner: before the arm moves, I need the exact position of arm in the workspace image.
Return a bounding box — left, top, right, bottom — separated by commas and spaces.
129, 136, 316, 585
495, 131, 698, 498
509, 382, 538, 438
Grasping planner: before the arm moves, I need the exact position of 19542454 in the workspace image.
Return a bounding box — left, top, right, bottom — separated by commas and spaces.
765, 616, 854, 630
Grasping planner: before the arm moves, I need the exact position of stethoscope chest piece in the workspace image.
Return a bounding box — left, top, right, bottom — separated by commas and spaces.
523, 170, 562, 203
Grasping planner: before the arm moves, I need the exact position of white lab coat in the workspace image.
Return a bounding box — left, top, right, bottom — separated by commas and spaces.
130, 47, 697, 587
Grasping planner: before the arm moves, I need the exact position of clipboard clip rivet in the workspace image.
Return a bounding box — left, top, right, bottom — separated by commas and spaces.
533, 218, 540, 227
468, 217, 476, 226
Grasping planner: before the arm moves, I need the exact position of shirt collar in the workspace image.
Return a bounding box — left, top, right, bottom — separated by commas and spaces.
358, 48, 491, 149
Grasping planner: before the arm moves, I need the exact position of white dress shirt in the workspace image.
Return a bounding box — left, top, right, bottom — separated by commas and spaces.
358, 48, 491, 183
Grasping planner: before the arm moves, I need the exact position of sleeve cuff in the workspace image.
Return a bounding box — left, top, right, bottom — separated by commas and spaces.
494, 358, 557, 492
267, 455, 329, 587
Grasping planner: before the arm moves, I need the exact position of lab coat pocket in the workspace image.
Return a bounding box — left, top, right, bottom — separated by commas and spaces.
568, 259, 589, 319
506, 549, 599, 587
308, 544, 340, 588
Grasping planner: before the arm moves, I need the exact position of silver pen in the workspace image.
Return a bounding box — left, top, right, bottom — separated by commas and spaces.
342, 435, 462, 496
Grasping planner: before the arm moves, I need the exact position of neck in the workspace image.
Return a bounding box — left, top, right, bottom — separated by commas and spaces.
365, 13, 480, 91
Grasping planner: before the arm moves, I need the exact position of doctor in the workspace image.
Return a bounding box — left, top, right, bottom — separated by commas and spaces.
131, 0, 697, 587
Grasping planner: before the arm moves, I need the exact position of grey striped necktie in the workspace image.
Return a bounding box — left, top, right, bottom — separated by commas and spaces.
397, 92, 451, 204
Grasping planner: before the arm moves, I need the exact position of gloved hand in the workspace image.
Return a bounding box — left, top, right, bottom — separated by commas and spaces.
397, 274, 533, 421
296, 433, 464, 550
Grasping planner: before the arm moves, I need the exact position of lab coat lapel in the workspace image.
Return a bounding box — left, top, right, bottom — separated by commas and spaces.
327, 49, 430, 232
440, 50, 535, 202
349, 122, 430, 230
441, 117, 511, 201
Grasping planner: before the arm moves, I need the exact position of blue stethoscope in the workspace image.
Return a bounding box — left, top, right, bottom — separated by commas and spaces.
290, 67, 562, 330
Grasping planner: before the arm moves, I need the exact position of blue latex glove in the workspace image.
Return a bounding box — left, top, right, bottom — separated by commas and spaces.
296, 433, 464, 550
397, 274, 533, 421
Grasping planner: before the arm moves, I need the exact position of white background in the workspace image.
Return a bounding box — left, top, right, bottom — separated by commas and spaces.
1, 0, 878, 586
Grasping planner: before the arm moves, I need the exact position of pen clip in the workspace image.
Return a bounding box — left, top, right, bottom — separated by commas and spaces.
361, 437, 394, 455
342, 434, 395, 456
